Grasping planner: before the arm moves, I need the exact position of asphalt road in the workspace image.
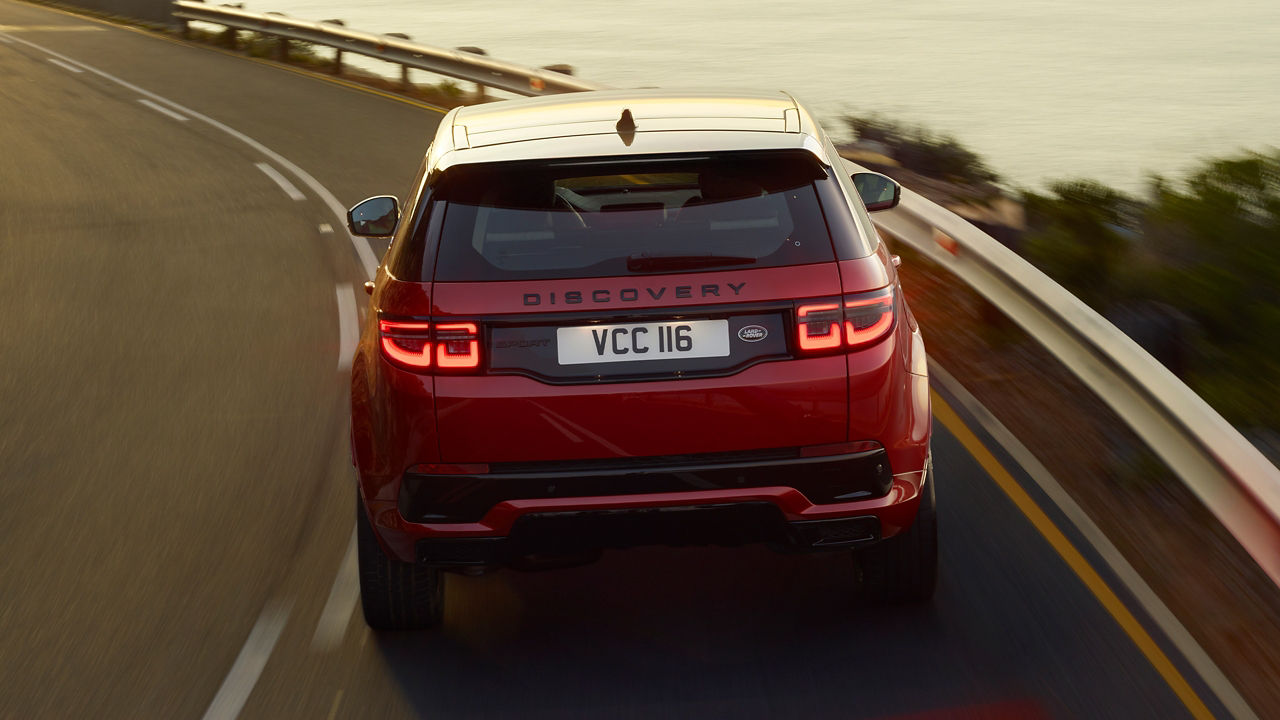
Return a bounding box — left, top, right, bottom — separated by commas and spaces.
0, 3, 1239, 717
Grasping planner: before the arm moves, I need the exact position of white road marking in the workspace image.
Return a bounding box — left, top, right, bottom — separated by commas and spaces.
138, 98, 187, 122
311, 527, 359, 651
201, 599, 293, 720
11, 23, 1249, 717
47, 57, 81, 73
318, 223, 333, 234
930, 361, 1260, 720
0, 32, 391, 714
0, 34, 13, 44
0, 33, 380, 279
255, 162, 305, 202
335, 284, 358, 372
0, 24, 106, 32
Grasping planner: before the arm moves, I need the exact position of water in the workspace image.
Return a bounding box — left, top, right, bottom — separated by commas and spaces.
255, 0, 1279, 192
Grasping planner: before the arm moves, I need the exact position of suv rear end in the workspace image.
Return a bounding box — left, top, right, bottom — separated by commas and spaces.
348, 91, 934, 630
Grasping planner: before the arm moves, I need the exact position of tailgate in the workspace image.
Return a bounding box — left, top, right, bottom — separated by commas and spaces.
431, 265, 848, 463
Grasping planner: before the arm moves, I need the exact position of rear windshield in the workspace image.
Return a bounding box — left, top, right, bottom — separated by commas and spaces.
425, 151, 837, 282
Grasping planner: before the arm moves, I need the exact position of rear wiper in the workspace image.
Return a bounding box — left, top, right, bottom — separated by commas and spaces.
626, 254, 757, 272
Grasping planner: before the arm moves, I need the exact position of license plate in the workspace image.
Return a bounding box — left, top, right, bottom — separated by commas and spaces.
556, 319, 730, 365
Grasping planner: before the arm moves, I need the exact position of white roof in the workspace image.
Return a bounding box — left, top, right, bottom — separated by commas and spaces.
424, 89, 833, 175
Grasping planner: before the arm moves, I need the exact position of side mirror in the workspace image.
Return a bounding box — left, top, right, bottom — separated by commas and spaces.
851, 172, 900, 212
347, 195, 400, 237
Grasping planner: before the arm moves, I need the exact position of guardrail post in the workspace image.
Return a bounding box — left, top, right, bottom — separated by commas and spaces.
384, 33, 412, 90
264, 13, 288, 62
456, 46, 488, 100
217, 2, 242, 49
169, 3, 609, 97
322, 19, 345, 74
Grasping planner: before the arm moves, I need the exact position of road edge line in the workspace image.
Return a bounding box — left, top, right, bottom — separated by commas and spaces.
335, 283, 358, 372
255, 161, 306, 202
311, 526, 360, 651
10, 0, 451, 115
929, 363, 1235, 720
137, 97, 188, 121
928, 360, 1257, 719
0, 30, 380, 279
200, 598, 293, 720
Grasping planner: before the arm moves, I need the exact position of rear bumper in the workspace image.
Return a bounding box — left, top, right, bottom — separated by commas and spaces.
399, 446, 894, 524
416, 503, 882, 566
364, 446, 927, 565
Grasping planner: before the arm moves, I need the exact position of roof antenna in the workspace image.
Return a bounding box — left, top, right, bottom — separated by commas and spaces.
616, 108, 637, 147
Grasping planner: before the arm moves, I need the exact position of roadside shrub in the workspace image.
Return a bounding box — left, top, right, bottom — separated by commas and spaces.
842, 114, 999, 185
1025, 152, 1280, 430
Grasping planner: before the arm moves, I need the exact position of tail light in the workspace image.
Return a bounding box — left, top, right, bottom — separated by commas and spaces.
843, 288, 895, 347
379, 320, 433, 369
796, 287, 895, 354
796, 303, 843, 351
378, 319, 481, 372
434, 323, 480, 369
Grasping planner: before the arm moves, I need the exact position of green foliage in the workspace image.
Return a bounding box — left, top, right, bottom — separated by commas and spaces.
842, 114, 999, 185
288, 40, 321, 64
240, 33, 319, 63
1022, 180, 1137, 308
1145, 153, 1280, 338
435, 79, 464, 98
1027, 152, 1280, 429
1142, 152, 1280, 427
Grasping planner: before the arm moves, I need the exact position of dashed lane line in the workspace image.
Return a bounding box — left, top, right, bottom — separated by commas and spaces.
311, 527, 359, 651
138, 98, 188, 122
200, 599, 293, 720
0, 29, 383, 718
46, 57, 80, 73
255, 162, 306, 202
0, 31, 380, 279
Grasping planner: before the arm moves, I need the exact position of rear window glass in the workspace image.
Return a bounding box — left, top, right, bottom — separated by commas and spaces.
426, 151, 837, 282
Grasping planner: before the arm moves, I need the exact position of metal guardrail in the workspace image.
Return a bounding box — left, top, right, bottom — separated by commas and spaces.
852, 162, 1280, 587
169, 1, 1280, 586
170, 0, 608, 97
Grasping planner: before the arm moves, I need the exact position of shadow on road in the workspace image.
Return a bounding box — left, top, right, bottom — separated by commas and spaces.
370, 545, 994, 719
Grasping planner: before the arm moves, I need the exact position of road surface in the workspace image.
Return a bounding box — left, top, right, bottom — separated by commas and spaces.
0, 2, 1240, 717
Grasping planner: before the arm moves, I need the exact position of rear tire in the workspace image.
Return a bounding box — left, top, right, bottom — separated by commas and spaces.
356, 490, 445, 630
857, 463, 937, 603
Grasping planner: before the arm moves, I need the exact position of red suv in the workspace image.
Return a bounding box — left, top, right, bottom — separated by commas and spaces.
347, 90, 934, 629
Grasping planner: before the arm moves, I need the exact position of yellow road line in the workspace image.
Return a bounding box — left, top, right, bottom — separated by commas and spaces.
932, 390, 1215, 720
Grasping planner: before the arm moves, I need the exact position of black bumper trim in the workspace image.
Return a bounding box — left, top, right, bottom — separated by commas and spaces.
400, 448, 893, 524
415, 503, 882, 566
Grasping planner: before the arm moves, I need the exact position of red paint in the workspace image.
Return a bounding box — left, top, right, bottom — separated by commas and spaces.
431, 263, 842, 316
353, 256, 931, 564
